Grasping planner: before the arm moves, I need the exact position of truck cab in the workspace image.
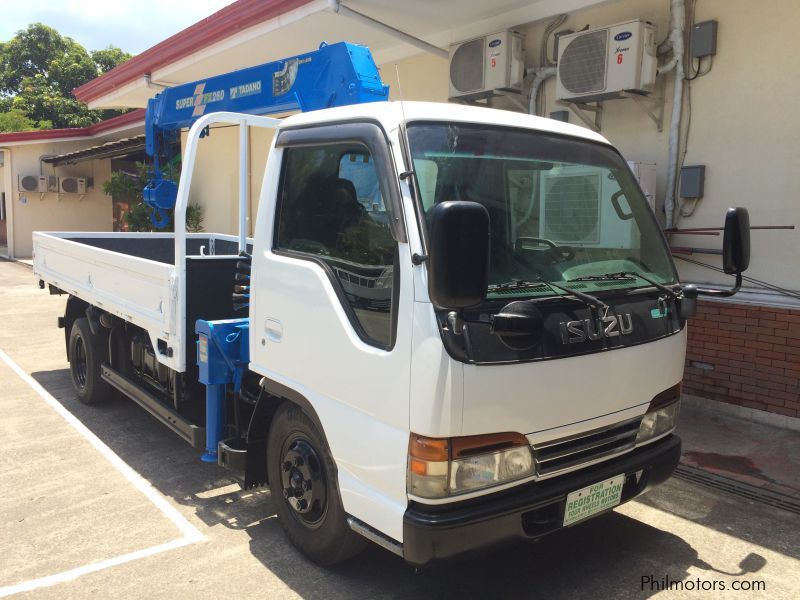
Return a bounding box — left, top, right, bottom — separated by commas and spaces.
247, 101, 688, 563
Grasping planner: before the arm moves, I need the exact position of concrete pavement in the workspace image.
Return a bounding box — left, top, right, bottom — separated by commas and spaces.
1, 258, 799, 599
677, 398, 800, 501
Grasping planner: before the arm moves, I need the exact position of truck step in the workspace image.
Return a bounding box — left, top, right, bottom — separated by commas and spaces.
100, 364, 205, 449
347, 517, 403, 557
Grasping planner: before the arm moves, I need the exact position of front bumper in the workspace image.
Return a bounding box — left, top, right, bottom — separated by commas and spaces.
403, 434, 681, 566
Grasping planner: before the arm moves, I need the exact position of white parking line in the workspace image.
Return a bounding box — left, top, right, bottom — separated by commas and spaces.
0, 349, 205, 597
0, 538, 199, 597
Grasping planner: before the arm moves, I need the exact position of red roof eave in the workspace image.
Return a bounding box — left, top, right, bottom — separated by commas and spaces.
0, 108, 145, 144
74, 0, 314, 104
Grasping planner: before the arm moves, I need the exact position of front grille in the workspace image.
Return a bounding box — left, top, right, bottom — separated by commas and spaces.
533, 417, 641, 478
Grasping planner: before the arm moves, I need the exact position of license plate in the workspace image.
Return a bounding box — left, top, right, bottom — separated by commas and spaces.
563, 474, 625, 526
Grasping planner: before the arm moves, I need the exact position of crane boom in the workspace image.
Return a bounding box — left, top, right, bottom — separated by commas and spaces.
142, 42, 389, 225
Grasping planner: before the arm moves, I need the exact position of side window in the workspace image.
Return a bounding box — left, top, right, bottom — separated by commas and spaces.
276, 143, 397, 347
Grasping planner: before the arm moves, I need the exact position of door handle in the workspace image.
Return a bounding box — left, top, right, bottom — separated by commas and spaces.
265, 318, 283, 343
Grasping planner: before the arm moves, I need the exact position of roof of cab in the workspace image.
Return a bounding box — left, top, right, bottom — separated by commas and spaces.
279, 101, 611, 145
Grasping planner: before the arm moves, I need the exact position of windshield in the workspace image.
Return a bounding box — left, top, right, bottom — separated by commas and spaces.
407, 122, 678, 301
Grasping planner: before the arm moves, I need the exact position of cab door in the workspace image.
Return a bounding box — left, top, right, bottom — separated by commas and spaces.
249, 122, 412, 541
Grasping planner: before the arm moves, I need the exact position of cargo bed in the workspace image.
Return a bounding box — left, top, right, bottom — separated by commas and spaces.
33, 231, 251, 373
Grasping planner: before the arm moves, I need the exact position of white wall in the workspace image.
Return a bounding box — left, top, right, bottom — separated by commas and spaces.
3, 141, 114, 258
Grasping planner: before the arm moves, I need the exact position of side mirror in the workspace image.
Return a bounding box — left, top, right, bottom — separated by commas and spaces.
722, 207, 750, 275
693, 207, 751, 299
679, 284, 698, 319
427, 201, 490, 309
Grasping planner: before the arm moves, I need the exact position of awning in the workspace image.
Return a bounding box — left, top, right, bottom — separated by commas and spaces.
77, 0, 607, 110
43, 135, 147, 167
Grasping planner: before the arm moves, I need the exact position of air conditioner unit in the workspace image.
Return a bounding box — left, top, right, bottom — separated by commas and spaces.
449, 31, 525, 100
539, 165, 637, 249
59, 177, 87, 195
18, 175, 48, 193
556, 19, 657, 102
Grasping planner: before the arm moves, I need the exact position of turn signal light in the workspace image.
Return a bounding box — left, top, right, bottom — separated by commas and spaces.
648, 382, 681, 412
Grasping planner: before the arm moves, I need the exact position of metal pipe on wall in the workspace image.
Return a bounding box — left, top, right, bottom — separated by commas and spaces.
528, 66, 556, 115
527, 14, 569, 116
664, 0, 686, 229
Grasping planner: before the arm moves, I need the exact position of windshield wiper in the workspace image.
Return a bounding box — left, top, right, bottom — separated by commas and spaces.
568, 271, 680, 300
488, 279, 608, 311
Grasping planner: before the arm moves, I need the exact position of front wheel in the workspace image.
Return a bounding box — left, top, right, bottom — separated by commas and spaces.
266, 403, 365, 565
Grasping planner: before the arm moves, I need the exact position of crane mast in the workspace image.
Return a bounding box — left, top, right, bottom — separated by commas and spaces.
142, 41, 389, 225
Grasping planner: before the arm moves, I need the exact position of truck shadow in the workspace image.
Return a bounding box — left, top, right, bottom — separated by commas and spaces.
247, 511, 702, 599
29, 368, 776, 598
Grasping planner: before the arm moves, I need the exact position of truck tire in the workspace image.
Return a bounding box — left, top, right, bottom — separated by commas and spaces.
69, 317, 111, 404
267, 402, 365, 565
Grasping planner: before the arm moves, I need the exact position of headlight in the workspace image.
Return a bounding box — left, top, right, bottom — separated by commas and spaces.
450, 445, 534, 493
408, 432, 535, 499
636, 384, 682, 445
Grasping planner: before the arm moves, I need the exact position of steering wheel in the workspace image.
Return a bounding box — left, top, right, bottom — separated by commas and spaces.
515, 237, 575, 261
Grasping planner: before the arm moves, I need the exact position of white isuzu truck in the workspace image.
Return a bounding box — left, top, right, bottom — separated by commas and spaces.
32, 46, 750, 567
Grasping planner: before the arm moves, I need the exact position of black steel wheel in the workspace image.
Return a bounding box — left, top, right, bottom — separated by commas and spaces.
267, 402, 365, 565
68, 317, 111, 404
279, 437, 328, 527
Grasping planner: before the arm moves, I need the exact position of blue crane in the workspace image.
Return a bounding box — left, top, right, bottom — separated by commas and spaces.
142, 41, 389, 226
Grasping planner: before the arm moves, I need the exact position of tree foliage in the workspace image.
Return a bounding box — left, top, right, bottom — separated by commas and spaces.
0, 24, 132, 130
0, 107, 50, 132
103, 161, 204, 233
91, 47, 131, 75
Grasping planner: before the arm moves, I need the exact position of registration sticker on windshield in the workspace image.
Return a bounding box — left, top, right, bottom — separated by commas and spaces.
563, 474, 625, 526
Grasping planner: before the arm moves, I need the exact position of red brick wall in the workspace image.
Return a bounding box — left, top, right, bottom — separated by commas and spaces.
684, 301, 800, 418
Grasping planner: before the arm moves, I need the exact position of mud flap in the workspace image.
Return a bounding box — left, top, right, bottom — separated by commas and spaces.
243, 388, 274, 489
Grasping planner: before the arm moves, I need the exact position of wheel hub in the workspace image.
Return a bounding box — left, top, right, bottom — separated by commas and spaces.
74, 336, 88, 388
280, 439, 327, 522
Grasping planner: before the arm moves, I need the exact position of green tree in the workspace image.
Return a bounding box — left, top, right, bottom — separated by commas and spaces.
91, 46, 132, 74
0, 24, 132, 130
103, 161, 204, 233
0, 107, 47, 132
12, 74, 96, 127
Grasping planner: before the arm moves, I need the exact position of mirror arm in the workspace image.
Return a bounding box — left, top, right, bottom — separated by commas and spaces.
447, 310, 465, 335
445, 310, 497, 335
695, 272, 743, 298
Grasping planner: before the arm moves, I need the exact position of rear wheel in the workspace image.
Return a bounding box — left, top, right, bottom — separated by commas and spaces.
267, 402, 365, 565
69, 317, 111, 404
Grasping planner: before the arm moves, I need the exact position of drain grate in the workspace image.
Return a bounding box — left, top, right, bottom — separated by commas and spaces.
674, 464, 800, 516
